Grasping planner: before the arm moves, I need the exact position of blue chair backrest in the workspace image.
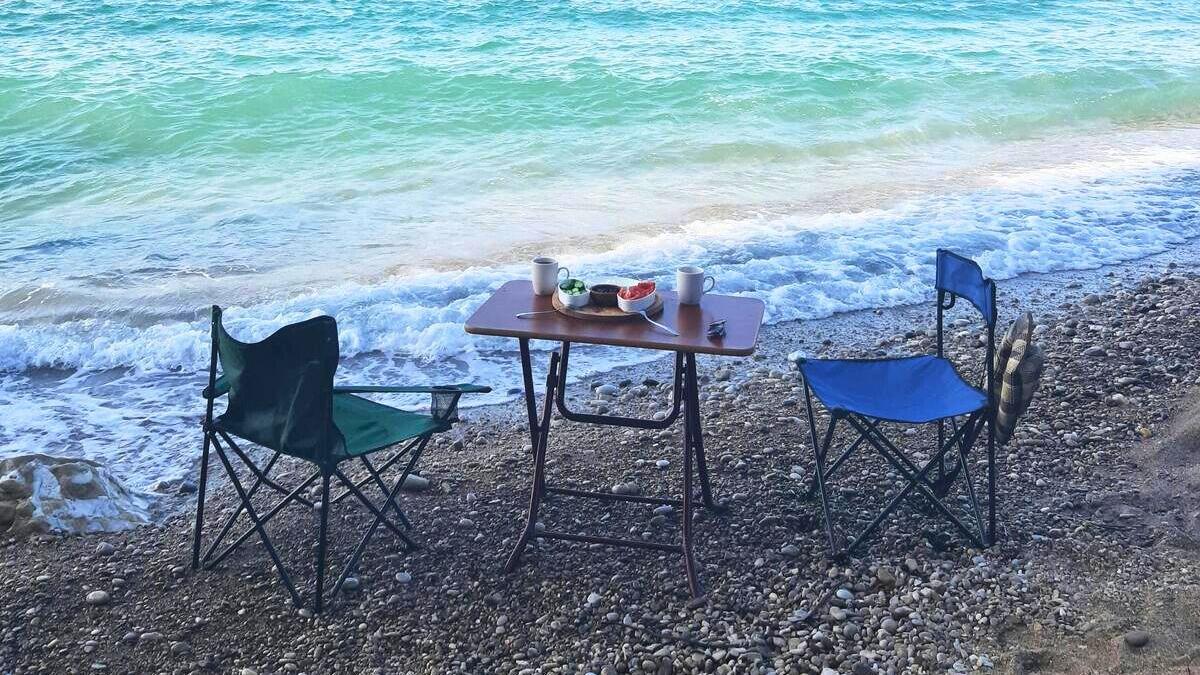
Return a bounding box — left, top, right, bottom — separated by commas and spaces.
935, 249, 996, 327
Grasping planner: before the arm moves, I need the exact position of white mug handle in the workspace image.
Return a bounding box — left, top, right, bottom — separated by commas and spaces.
703, 276, 716, 293
558, 266, 571, 280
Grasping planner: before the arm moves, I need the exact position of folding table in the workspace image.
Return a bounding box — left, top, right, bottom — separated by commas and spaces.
465, 280, 764, 598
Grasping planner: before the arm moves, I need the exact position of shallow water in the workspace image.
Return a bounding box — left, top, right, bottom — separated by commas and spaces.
2, 0, 1200, 483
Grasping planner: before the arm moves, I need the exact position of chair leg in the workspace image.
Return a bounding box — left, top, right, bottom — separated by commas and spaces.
987, 411, 997, 545
953, 426, 988, 546
314, 474, 331, 614
812, 414, 842, 555
802, 379, 843, 554
334, 468, 419, 549
210, 435, 302, 607
844, 414, 985, 551
192, 429, 212, 570
359, 455, 414, 530
330, 438, 421, 506
806, 433, 866, 499
203, 470, 321, 571
331, 456, 416, 599
201, 450, 285, 565
217, 431, 313, 507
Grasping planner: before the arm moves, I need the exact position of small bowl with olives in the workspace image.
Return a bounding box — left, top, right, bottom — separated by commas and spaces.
588, 283, 621, 307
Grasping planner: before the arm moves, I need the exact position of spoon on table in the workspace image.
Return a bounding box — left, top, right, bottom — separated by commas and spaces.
515, 310, 558, 319
637, 311, 679, 336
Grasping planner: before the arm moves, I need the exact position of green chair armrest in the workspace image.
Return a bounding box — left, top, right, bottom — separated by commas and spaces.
202, 375, 231, 399
332, 384, 491, 395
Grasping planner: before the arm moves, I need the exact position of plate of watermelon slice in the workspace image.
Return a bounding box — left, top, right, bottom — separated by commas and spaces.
616, 280, 657, 313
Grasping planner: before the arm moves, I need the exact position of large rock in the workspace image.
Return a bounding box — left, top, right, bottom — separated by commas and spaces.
0, 454, 159, 537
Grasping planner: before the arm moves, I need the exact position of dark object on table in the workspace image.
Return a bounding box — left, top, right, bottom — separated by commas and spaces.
706, 320, 727, 339
589, 283, 620, 307
192, 306, 489, 613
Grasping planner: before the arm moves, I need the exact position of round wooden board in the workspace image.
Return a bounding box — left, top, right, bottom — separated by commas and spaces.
552, 292, 664, 321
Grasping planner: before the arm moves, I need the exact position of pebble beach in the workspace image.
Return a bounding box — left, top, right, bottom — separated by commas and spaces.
1, 250, 1198, 675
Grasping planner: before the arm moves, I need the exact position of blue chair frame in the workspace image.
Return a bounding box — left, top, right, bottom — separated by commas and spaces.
798, 250, 998, 556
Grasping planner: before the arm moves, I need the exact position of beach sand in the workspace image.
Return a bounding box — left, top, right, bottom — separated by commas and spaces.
1, 247, 1199, 674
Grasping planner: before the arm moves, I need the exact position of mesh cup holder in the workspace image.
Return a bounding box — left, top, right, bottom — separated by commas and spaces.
430, 387, 463, 423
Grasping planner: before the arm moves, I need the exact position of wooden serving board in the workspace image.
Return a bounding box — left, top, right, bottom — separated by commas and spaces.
552, 293, 664, 321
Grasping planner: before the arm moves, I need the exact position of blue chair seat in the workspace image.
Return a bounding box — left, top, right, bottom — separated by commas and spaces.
799, 355, 987, 424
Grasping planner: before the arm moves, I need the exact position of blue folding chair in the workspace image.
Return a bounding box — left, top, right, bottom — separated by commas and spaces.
798, 249, 997, 555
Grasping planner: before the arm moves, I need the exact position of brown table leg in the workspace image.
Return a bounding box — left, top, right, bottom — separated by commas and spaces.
680, 351, 717, 598
518, 337, 540, 453
681, 356, 702, 598
504, 350, 559, 573
504, 345, 718, 600
683, 351, 723, 513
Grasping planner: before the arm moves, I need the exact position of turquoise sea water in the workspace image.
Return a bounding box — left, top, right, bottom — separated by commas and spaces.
2, 0, 1200, 481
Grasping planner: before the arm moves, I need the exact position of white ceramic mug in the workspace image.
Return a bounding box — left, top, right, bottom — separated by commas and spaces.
676, 266, 715, 305
531, 257, 570, 296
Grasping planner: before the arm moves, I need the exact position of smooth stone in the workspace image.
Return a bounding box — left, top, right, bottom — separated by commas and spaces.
1124, 630, 1151, 649
85, 591, 111, 606
95, 542, 116, 556
612, 482, 640, 496
401, 474, 430, 492
876, 567, 896, 588
341, 577, 360, 592
395, 572, 412, 584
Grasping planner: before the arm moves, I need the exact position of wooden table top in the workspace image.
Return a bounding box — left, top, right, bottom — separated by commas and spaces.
464, 280, 764, 356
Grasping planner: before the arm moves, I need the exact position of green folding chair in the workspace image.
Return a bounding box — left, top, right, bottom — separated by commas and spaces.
190, 306, 489, 612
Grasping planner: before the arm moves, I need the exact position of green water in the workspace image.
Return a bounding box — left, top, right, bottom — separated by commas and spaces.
4, 1, 1199, 273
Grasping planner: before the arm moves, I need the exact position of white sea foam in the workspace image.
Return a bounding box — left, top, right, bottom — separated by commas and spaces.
5, 143, 1197, 374
0, 134, 1198, 484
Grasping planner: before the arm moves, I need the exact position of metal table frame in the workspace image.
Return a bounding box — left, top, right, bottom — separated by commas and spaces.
503, 338, 722, 599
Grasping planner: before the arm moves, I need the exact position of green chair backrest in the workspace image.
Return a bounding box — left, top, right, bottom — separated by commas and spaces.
210, 306, 343, 467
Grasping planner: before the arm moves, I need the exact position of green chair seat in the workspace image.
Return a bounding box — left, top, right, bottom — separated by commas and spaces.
332, 393, 447, 459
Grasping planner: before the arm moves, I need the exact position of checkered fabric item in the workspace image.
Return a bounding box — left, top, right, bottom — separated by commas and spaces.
991, 312, 1044, 445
